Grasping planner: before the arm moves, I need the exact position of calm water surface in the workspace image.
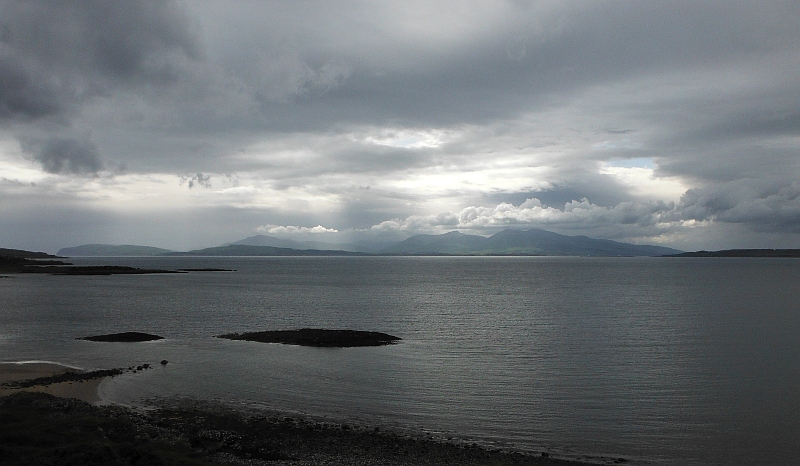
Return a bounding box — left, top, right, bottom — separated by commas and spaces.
1, 257, 799, 465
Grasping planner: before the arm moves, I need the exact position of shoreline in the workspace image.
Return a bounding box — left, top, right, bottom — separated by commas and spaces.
0, 361, 606, 465
0, 391, 598, 466
0, 361, 107, 403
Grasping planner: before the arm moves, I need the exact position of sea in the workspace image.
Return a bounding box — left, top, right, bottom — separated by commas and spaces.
1, 256, 799, 465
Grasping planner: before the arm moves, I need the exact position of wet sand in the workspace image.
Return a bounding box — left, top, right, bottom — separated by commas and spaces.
0, 361, 104, 403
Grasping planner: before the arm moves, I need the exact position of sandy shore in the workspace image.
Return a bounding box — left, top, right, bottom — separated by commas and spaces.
0, 361, 104, 403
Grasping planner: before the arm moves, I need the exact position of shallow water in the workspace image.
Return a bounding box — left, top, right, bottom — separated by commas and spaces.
2, 256, 799, 465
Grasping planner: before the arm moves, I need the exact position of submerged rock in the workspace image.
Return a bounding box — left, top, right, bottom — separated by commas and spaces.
217, 328, 401, 347
79, 332, 164, 342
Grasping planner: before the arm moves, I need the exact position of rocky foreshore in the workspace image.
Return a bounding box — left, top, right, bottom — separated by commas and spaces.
0, 362, 615, 465
0, 391, 598, 466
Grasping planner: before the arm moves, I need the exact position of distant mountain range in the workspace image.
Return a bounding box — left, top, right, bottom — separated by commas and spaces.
57, 244, 174, 256
383, 229, 681, 256
226, 235, 350, 251
165, 244, 365, 257
58, 229, 683, 257
227, 234, 389, 253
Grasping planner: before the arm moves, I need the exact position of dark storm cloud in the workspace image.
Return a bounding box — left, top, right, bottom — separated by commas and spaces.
0, 54, 62, 120
4, 1, 797, 134
2, 1, 800, 251
0, 0, 200, 122
226, 1, 799, 129
679, 178, 800, 233
657, 144, 800, 183
32, 137, 102, 175
697, 110, 800, 142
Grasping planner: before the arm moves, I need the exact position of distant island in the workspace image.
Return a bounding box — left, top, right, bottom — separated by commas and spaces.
0, 259, 181, 276
217, 329, 402, 347
0, 249, 180, 275
79, 332, 165, 342
665, 249, 800, 258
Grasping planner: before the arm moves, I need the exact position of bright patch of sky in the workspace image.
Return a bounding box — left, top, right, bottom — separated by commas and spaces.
358, 128, 457, 148
592, 140, 644, 152
600, 159, 686, 202
257, 224, 339, 235
606, 158, 656, 169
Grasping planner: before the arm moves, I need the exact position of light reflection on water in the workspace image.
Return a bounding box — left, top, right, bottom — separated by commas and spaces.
2, 256, 800, 465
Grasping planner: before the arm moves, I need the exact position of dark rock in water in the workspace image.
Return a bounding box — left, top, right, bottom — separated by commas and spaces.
176, 268, 236, 272
217, 328, 401, 347
79, 332, 164, 342
160, 360, 169, 365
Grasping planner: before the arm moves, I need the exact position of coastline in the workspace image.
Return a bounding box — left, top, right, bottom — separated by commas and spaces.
0, 361, 105, 403
0, 361, 601, 465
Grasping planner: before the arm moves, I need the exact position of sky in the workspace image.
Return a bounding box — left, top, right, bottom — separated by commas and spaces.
2, 1, 800, 253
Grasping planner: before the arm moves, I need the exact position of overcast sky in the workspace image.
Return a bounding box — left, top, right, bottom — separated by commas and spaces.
2, 1, 799, 253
